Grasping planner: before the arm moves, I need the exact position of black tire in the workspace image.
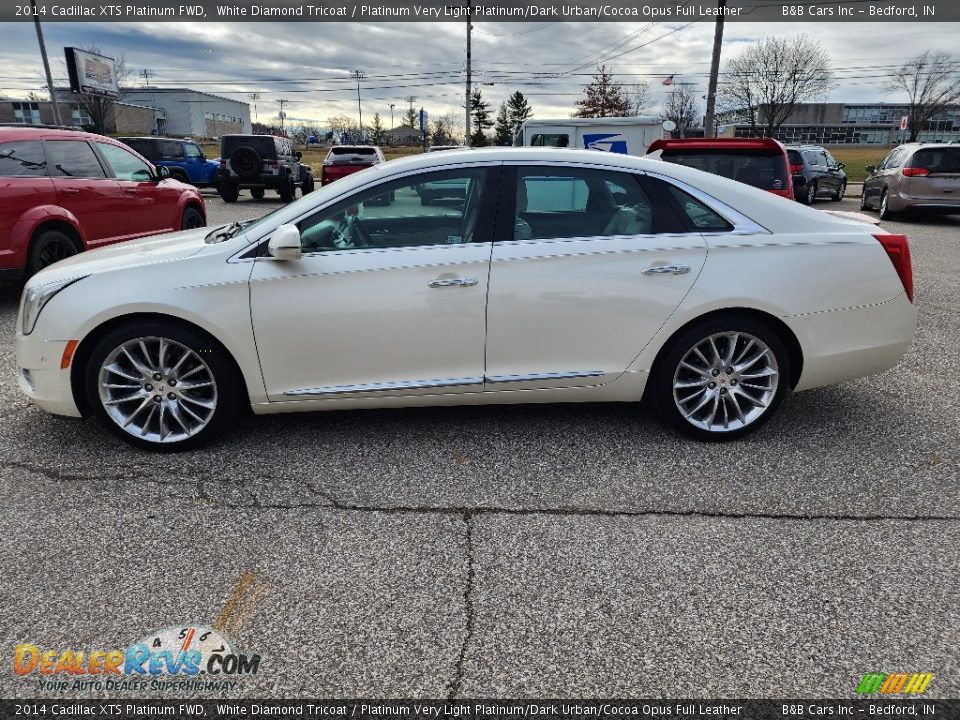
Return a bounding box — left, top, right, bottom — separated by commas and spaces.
250, 187, 265, 200
84, 320, 243, 451
802, 181, 817, 205
229, 146, 262, 180
27, 228, 79, 276
180, 206, 205, 230
879, 190, 897, 220
218, 182, 240, 203
169, 168, 190, 183
651, 315, 791, 442
278, 177, 295, 203
860, 189, 870, 211
301, 175, 315, 195
832, 181, 846, 202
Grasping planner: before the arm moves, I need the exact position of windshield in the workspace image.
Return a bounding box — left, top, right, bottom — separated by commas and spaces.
660, 149, 789, 192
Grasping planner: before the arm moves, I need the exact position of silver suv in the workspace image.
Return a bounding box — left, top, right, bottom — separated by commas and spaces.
217, 134, 314, 203
862, 143, 960, 219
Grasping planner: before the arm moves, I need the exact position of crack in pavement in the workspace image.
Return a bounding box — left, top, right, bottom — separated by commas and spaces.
446, 511, 475, 700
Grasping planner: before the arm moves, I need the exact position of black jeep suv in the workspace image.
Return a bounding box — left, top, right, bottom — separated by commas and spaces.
217, 134, 314, 203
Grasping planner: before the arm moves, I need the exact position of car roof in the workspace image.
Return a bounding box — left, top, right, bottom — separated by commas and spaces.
332, 145, 380, 150
119, 136, 193, 142
0, 126, 118, 142
647, 137, 787, 154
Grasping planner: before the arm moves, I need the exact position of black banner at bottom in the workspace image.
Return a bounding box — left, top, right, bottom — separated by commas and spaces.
0, 700, 957, 720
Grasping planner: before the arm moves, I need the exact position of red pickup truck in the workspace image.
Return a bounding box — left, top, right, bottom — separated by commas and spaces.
320, 145, 386, 185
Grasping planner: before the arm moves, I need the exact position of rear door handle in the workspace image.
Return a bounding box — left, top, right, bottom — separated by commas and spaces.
61, 188, 79, 196
124, 187, 137, 195
429, 277, 479, 288
642, 264, 690, 275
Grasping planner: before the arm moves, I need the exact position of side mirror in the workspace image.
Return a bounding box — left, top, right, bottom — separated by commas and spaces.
154, 165, 171, 181
837, 162, 846, 170
268, 224, 303, 261
865, 164, 876, 174
295, 151, 303, 160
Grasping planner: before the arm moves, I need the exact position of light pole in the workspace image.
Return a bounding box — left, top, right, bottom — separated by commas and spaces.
389, 103, 395, 129
31, 0, 61, 125
464, 1, 472, 147
351, 69, 365, 139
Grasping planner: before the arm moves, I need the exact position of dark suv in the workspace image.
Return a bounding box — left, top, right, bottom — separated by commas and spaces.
217, 135, 314, 203
119, 137, 219, 188
787, 145, 847, 204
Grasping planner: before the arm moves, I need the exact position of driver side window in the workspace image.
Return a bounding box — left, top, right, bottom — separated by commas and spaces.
296, 168, 488, 253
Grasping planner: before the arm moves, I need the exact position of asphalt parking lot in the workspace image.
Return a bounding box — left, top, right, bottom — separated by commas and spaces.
1, 192, 958, 699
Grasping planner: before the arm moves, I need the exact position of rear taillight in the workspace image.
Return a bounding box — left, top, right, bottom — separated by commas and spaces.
219, 159, 226, 168
270, 159, 279, 168
902, 167, 929, 177
873, 233, 913, 302
790, 164, 803, 174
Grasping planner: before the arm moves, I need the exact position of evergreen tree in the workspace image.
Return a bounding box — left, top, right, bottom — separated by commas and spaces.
404, 103, 418, 129
506, 91, 533, 137
369, 112, 386, 145
493, 103, 513, 145
470, 88, 492, 146
573, 65, 631, 118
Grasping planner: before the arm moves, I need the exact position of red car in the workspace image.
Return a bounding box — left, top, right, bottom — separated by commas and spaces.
320, 145, 385, 185
646, 137, 794, 200
0, 126, 205, 280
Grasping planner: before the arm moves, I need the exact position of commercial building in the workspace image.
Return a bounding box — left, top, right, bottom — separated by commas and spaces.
717, 102, 960, 145
0, 97, 162, 135
119, 88, 251, 137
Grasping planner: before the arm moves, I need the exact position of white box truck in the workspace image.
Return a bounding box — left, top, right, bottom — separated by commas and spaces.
514, 116, 665, 156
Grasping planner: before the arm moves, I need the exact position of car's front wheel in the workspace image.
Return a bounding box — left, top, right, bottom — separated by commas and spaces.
218, 182, 240, 203
250, 187, 265, 199
85, 322, 242, 451
652, 316, 790, 441
181, 206, 205, 230
278, 177, 295, 203
832, 181, 846, 201
301, 175, 315, 195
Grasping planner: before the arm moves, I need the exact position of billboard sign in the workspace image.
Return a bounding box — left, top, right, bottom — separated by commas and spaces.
65, 47, 120, 98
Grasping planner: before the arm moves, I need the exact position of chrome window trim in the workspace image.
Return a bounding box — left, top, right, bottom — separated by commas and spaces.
486, 370, 605, 384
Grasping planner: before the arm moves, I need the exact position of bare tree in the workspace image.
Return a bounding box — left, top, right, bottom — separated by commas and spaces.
625, 82, 653, 116
887, 51, 960, 142
660, 85, 701, 138
720, 35, 832, 136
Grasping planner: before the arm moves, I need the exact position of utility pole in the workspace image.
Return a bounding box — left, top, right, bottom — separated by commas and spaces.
139, 68, 155, 87
249, 92, 260, 123
389, 103, 395, 129
464, 1, 472, 147
31, 0, 61, 126
703, 0, 726, 138
351, 69, 366, 138
277, 98, 288, 131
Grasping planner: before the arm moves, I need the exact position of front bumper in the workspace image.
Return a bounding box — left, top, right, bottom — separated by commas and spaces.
15, 332, 82, 417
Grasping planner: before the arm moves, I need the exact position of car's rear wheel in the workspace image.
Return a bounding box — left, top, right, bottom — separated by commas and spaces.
832, 181, 846, 201
180, 206, 205, 230
27, 228, 79, 276
652, 316, 790, 441
879, 190, 897, 220
278, 177, 295, 203
218, 182, 240, 203
803, 181, 817, 205
250, 187, 265, 199
85, 321, 241, 451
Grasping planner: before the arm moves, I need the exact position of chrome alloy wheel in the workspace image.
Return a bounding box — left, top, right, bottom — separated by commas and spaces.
97, 337, 218, 443
672, 332, 779, 433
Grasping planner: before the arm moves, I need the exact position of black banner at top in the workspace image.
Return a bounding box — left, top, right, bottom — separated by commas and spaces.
3, 0, 959, 22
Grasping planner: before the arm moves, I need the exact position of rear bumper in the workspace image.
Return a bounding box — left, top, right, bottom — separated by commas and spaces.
888, 188, 960, 212
15, 333, 82, 417
791, 294, 917, 392
217, 170, 291, 189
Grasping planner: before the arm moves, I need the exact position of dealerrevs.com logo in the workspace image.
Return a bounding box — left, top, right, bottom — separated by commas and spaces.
857, 672, 934, 695
14, 626, 261, 692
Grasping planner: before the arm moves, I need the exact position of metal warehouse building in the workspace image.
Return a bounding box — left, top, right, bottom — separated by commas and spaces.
119, 88, 251, 138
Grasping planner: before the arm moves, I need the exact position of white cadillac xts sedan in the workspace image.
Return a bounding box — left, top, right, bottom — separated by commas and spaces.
15, 148, 917, 450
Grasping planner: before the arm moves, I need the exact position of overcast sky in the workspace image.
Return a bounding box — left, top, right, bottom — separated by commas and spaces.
0, 20, 957, 130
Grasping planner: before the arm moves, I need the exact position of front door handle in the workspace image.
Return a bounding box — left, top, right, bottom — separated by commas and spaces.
642, 264, 690, 275
429, 277, 479, 288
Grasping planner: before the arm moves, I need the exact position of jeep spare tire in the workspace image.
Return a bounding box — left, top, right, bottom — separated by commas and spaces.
229, 146, 262, 180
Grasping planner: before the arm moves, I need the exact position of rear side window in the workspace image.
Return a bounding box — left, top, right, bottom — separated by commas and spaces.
46, 140, 106, 179
158, 140, 185, 160
787, 150, 803, 166
0, 141, 47, 177
660, 149, 788, 193
122, 139, 156, 160
909, 148, 960, 174
530, 133, 569, 147
664, 185, 734, 232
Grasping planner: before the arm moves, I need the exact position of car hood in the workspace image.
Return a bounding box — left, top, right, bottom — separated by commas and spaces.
27, 227, 212, 287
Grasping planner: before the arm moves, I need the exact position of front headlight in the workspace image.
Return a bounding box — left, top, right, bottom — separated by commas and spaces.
20, 276, 87, 336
